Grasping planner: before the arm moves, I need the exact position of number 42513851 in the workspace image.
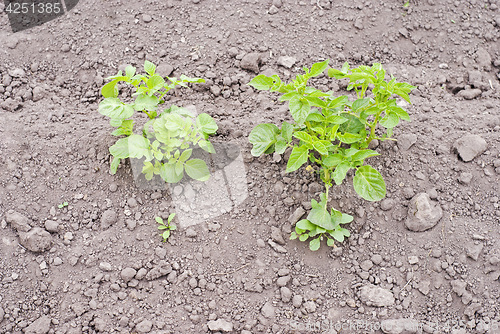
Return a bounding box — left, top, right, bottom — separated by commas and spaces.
4, 2, 62, 15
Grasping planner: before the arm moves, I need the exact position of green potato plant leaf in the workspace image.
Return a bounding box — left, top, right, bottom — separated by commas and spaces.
353, 166, 386, 201
248, 124, 279, 156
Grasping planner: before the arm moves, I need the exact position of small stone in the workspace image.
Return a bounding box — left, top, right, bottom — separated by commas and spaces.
156, 63, 174, 77
408, 256, 419, 265
360, 260, 374, 271
268, 239, 287, 253
453, 134, 487, 162
381, 318, 420, 334
61, 44, 71, 52
304, 301, 317, 313
142, 14, 152, 23
272, 0, 282, 7
277, 56, 297, 69
289, 207, 306, 225
451, 280, 467, 296
280, 287, 292, 302
417, 280, 431, 296
271, 226, 285, 245
475, 47, 492, 70
5, 210, 32, 232
457, 89, 482, 100
458, 172, 473, 184
53, 257, 63, 266
465, 243, 483, 261
371, 254, 383, 265
261, 301, 276, 318
9, 68, 26, 78
19, 227, 52, 252
210, 85, 221, 96
292, 294, 303, 308
380, 198, 395, 211
268, 4, 279, 14
32, 86, 45, 102
101, 209, 118, 229
354, 17, 364, 29
185, 228, 197, 238
277, 275, 291, 287
24, 315, 51, 334
397, 134, 417, 151
127, 198, 138, 208
0, 306, 4, 323
256, 238, 266, 248
135, 319, 153, 333
346, 298, 356, 308
121, 267, 137, 282
358, 284, 395, 307
109, 183, 118, 192
405, 193, 443, 232
207, 319, 234, 332
99, 262, 113, 272
240, 53, 262, 73
44, 220, 59, 233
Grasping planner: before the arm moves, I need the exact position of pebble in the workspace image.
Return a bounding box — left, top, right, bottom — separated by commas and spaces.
465, 243, 483, 261
360, 260, 374, 271
276, 275, 291, 287
371, 254, 383, 265
289, 206, 306, 225
127, 197, 138, 208
268, 239, 287, 253
381, 318, 419, 334
135, 319, 153, 333
256, 238, 266, 248
271, 226, 285, 245
280, 287, 292, 302
142, 14, 152, 23
272, 0, 282, 7
32, 86, 45, 102
277, 56, 297, 69
397, 134, 417, 151
292, 294, 303, 308
109, 183, 118, 192
268, 5, 279, 14
240, 53, 262, 73
354, 17, 364, 30
5, 210, 32, 232
358, 284, 395, 307
453, 134, 487, 162
304, 301, 317, 313
185, 228, 197, 238
99, 262, 113, 272
9, 68, 26, 78
61, 44, 71, 52
207, 319, 234, 332
24, 315, 51, 334
156, 63, 174, 77
53, 257, 63, 266
457, 88, 482, 100
408, 256, 419, 265
458, 172, 473, 184
44, 220, 59, 233
101, 209, 118, 229
0, 306, 4, 323
19, 227, 53, 252
121, 267, 137, 282
380, 198, 395, 211
261, 301, 276, 318
405, 193, 443, 232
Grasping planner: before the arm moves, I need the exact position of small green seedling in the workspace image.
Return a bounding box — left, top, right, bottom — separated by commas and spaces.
58, 201, 68, 209
99, 60, 218, 183
156, 213, 177, 242
248, 60, 415, 250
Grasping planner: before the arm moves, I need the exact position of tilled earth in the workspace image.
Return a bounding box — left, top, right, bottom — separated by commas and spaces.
0, 0, 500, 333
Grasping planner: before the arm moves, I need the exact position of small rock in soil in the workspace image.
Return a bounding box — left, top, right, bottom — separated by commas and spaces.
261, 301, 276, 318
289, 206, 306, 225
451, 280, 467, 296
19, 227, 53, 252
281, 287, 292, 302
277, 275, 291, 287
277, 56, 297, 69
292, 294, 303, 308
372, 254, 383, 265
271, 226, 285, 245
0, 306, 3, 322
156, 63, 174, 77
44, 220, 59, 233
405, 193, 443, 232
358, 284, 395, 307
458, 172, 473, 184
99, 262, 113, 272
397, 134, 417, 151
142, 14, 152, 23
135, 319, 153, 333
457, 88, 482, 100
101, 209, 117, 229
268, 239, 287, 253
24, 315, 51, 334
207, 319, 234, 332
121, 267, 137, 282
380, 198, 395, 211
240, 53, 262, 73
381, 318, 419, 334
465, 243, 483, 261
5, 210, 32, 232
453, 134, 487, 162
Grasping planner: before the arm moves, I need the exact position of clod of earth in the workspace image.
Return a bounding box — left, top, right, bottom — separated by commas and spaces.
405, 193, 443, 232
453, 134, 487, 162
19, 227, 53, 253
358, 284, 395, 307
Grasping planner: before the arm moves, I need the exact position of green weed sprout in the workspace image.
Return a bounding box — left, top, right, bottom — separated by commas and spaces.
156, 213, 177, 242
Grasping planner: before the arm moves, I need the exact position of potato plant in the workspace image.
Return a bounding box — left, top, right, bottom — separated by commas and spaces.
98, 60, 218, 183
248, 60, 415, 250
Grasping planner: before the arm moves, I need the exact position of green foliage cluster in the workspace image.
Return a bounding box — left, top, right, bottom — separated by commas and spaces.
98, 60, 218, 183
248, 60, 415, 250
156, 213, 177, 242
